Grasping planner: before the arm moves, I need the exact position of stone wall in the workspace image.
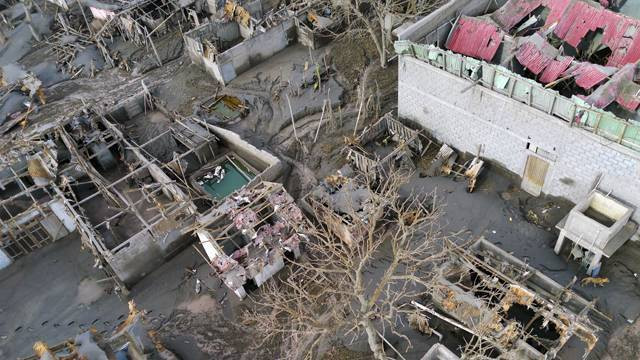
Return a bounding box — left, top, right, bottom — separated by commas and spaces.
398, 55, 640, 224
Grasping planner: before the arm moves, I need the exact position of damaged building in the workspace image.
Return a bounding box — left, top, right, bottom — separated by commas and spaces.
0, 88, 282, 289
42, 0, 214, 77
414, 237, 603, 359
184, 0, 337, 84
194, 181, 307, 299
23, 300, 178, 359
395, 0, 640, 230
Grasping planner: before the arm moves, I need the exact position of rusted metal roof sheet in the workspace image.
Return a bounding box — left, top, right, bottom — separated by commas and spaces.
492, 0, 639, 68
446, 17, 504, 62
563, 62, 616, 89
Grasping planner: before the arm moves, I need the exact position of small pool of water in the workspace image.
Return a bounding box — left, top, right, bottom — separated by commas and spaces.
201, 159, 255, 200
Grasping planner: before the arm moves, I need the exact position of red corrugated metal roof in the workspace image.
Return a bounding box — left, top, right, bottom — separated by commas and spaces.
515, 35, 573, 83
446, 17, 504, 62
516, 41, 552, 74
544, 0, 573, 26
539, 56, 573, 83
492, 0, 640, 68
563, 62, 614, 89
491, 0, 572, 31
492, 0, 544, 31
553, 1, 640, 68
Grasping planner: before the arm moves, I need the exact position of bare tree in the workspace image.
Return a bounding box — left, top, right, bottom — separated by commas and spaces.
312, 0, 445, 68
244, 168, 455, 359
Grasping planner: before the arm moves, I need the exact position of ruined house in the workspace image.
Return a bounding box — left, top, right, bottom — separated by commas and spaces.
194, 181, 306, 299
0, 138, 75, 269
301, 165, 386, 248
0, 89, 281, 289
346, 112, 484, 191
184, 0, 336, 84
395, 0, 640, 227
44, 0, 213, 76
415, 237, 603, 359
345, 112, 430, 175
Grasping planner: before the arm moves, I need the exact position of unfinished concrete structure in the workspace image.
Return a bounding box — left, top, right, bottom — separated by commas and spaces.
555, 190, 637, 275
395, 0, 640, 227
0, 88, 281, 289
415, 237, 602, 359
0, 139, 75, 269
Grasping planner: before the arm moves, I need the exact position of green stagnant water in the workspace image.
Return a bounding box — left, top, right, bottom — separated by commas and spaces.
201, 159, 255, 200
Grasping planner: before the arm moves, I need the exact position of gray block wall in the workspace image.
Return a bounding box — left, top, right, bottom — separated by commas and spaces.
398, 55, 640, 224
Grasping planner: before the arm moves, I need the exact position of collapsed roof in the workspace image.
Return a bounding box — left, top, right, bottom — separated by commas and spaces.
420, 238, 603, 359
445, 0, 640, 114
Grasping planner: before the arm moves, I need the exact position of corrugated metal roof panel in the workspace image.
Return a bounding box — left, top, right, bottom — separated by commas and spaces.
516, 42, 553, 74
491, 0, 544, 31
552, 0, 640, 68
515, 35, 573, 83
539, 56, 573, 83
446, 17, 504, 62
564, 63, 614, 89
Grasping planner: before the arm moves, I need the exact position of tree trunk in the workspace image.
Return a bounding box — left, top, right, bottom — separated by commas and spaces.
363, 318, 386, 360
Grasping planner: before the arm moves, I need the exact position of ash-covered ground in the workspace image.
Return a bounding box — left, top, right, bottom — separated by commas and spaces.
1, 2, 640, 360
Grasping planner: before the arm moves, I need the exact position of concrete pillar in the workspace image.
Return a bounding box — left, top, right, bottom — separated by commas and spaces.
554, 230, 566, 255
0, 249, 12, 270
587, 252, 603, 277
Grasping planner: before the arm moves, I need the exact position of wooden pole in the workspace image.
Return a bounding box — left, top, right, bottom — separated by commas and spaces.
314, 100, 327, 144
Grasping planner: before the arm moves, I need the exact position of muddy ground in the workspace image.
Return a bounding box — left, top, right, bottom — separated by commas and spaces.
2, 8, 640, 360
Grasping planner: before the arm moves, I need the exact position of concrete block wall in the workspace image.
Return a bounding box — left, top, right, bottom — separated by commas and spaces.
398, 55, 640, 224
217, 18, 296, 83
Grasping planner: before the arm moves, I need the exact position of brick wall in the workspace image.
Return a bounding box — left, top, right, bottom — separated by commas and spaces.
399, 55, 640, 224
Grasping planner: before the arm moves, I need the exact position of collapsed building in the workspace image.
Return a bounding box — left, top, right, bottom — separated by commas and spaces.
0, 89, 282, 290
42, 0, 214, 76
24, 301, 178, 360
184, 1, 338, 84
414, 237, 603, 359
395, 0, 640, 230
194, 181, 307, 299
345, 112, 485, 192
302, 166, 379, 248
